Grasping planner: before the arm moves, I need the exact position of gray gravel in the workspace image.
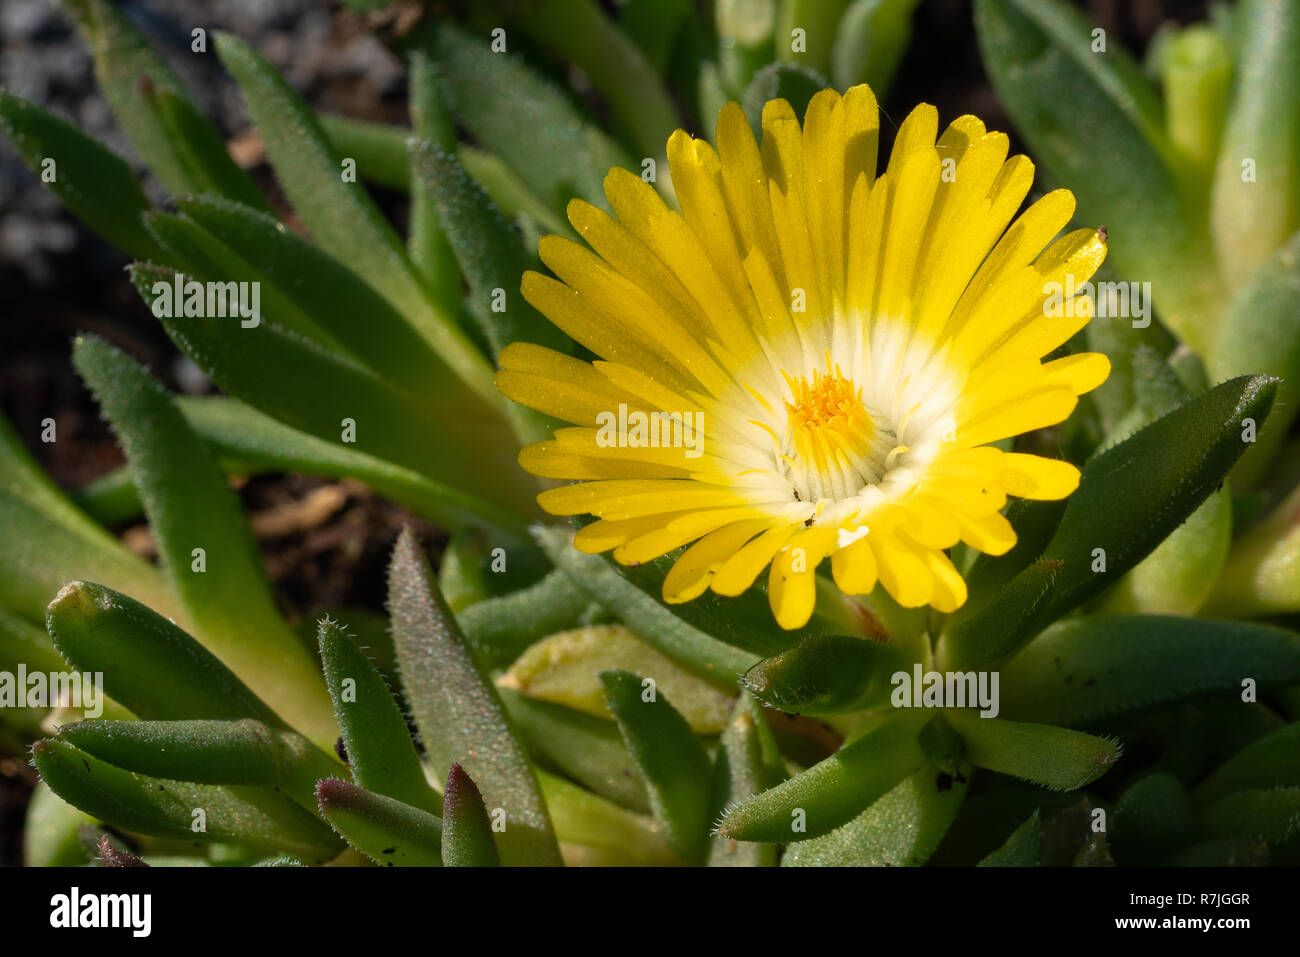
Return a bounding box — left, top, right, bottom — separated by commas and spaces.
1, 0, 403, 284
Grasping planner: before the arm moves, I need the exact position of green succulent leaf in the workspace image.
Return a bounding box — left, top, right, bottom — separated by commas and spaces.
717, 709, 930, 842
783, 760, 970, 866
941, 374, 1278, 670
407, 50, 461, 307
958, 499, 1066, 618
315, 778, 443, 867
1194, 723, 1300, 805
1197, 787, 1300, 849
831, 0, 921, 95
978, 811, 1043, 866
1209, 0, 1300, 289
974, 0, 1223, 349
742, 634, 907, 715
1208, 229, 1300, 484
128, 264, 537, 533
0, 408, 174, 625
504, 625, 734, 734
709, 698, 779, 867
213, 32, 494, 403
1111, 773, 1195, 862
59, 0, 207, 198
499, 688, 648, 813
537, 770, 677, 866
175, 396, 527, 537
55, 719, 338, 813
425, 22, 632, 214
142, 86, 269, 211
45, 582, 285, 728
22, 781, 96, 867
388, 529, 561, 866
70, 335, 334, 743
318, 618, 440, 815
0, 609, 67, 682
522, 0, 680, 163
716, 0, 777, 95
33, 739, 341, 860
946, 712, 1120, 791
600, 669, 713, 866
534, 526, 762, 685
317, 112, 413, 192
457, 567, 595, 668
410, 141, 571, 358
441, 764, 502, 867
622, 0, 694, 75
0, 92, 164, 261
776, 0, 849, 75
1000, 615, 1300, 727
165, 196, 450, 389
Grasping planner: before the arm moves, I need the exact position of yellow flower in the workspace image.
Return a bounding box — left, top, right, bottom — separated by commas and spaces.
496, 86, 1109, 630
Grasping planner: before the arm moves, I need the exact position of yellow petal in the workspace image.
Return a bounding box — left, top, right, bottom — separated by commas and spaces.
663, 518, 770, 602
998, 453, 1081, 500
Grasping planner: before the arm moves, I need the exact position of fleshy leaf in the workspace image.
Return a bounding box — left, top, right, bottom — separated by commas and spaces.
59, 0, 204, 197
783, 761, 970, 866
946, 712, 1120, 791
55, 719, 338, 813
716, 710, 930, 842
214, 32, 494, 402
457, 567, 595, 668
742, 634, 908, 715
315, 778, 443, 867
177, 395, 529, 537
1000, 615, 1300, 727
318, 618, 440, 815
410, 141, 571, 357
387, 529, 561, 866
46, 582, 285, 727
534, 526, 761, 685
709, 697, 779, 867
521, 0, 679, 162
974, 0, 1224, 350
977, 812, 1043, 866
441, 764, 501, 867
71, 336, 334, 743
1194, 723, 1300, 805
538, 770, 676, 866
1209, 0, 1300, 289
33, 739, 340, 860
941, 375, 1277, 670
1197, 787, 1300, 850
128, 264, 537, 532
142, 86, 269, 211
1208, 229, 1300, 485
0, 409, 173, 624
600, 669, 713, 866
0, 92, 164, 261
499, 688, 648, 813
831, 0, 920, 95
503, 625, 734, 733
425, 22, 632, 214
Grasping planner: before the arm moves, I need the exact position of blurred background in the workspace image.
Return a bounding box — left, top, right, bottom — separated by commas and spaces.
0, 0, 1216, 864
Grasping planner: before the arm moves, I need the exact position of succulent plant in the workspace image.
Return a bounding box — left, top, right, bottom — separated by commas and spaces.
2, 0, 1299, 868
